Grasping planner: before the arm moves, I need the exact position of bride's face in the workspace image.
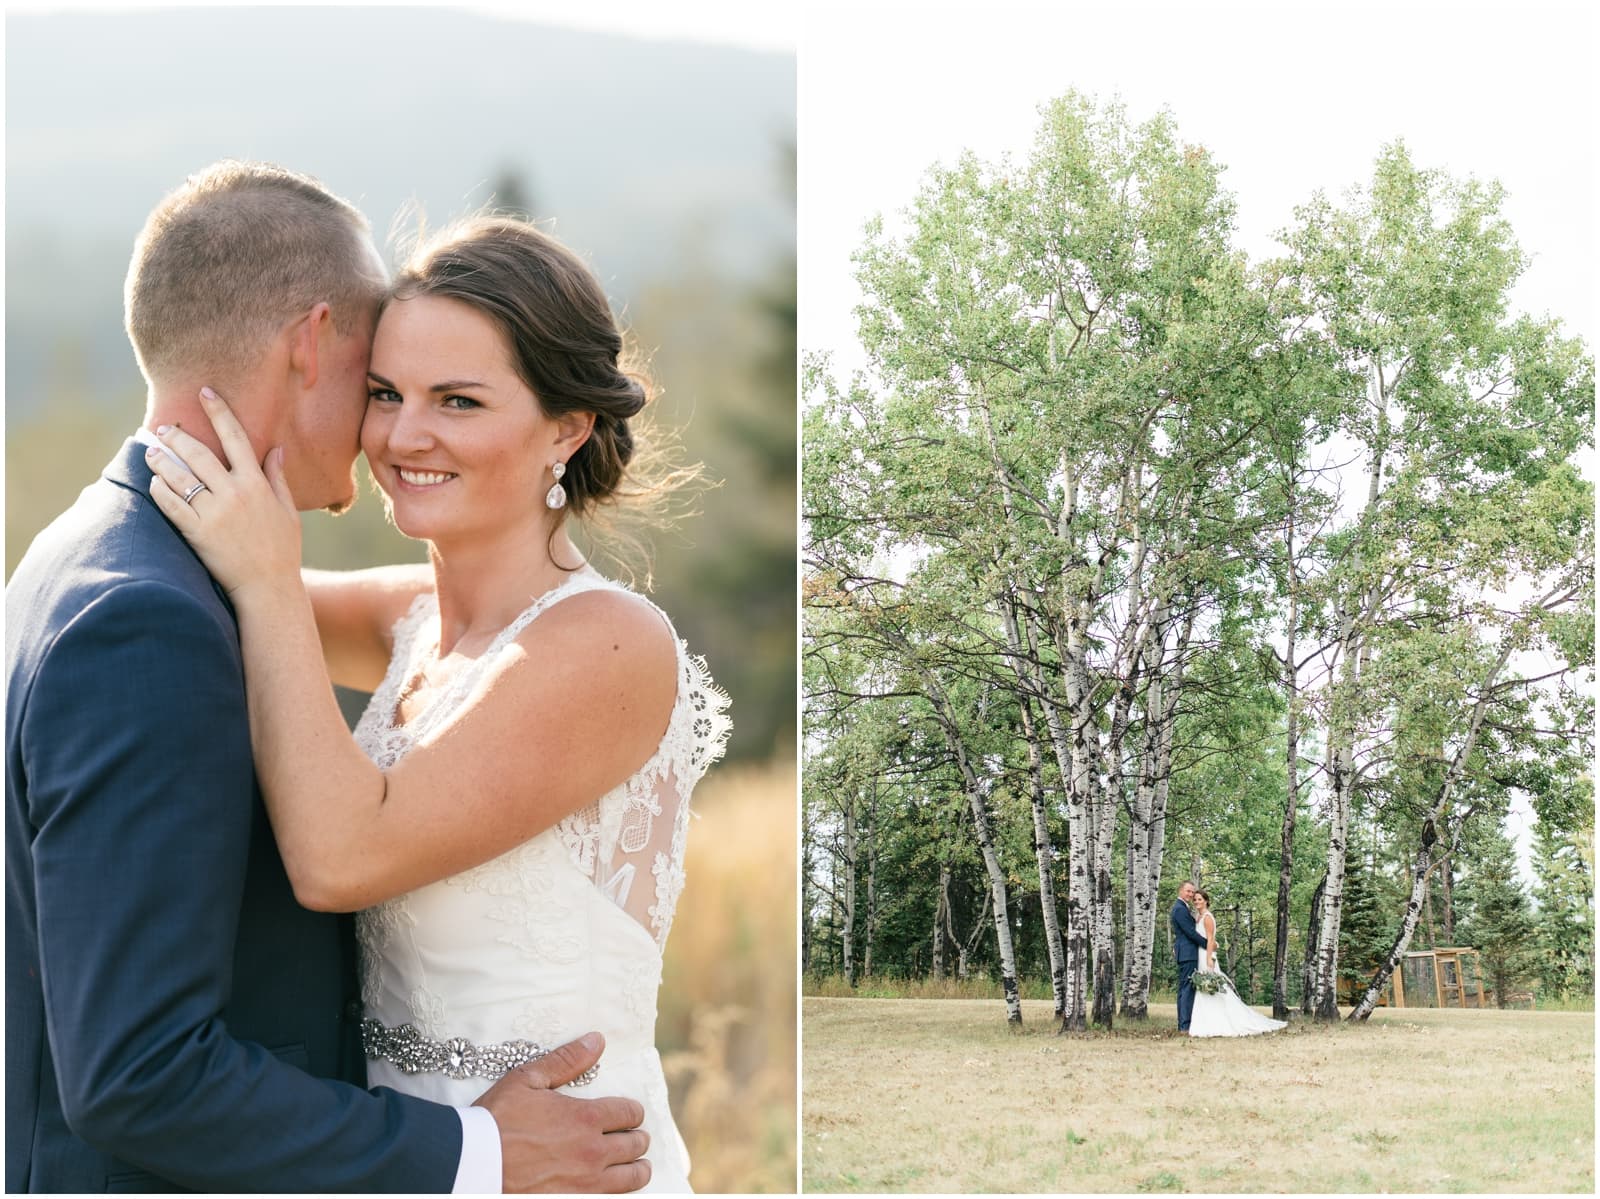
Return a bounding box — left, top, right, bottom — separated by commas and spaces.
361, 294, 559, 543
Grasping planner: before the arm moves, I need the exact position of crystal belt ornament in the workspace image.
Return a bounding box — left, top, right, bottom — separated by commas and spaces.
361, 1019, 600, 1085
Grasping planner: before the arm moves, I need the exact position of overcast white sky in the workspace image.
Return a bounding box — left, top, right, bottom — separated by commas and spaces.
799, 2, 1597, 376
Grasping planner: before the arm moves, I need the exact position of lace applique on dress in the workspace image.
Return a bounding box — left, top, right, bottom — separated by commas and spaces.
408, 984, 447, 1038
358, 896, 410, 1010
621, 954, 662, 1024
352, 571, 730, 1014
511, 1005, 567, 1050
448, 839, 585, 964
353, 592, 436, 771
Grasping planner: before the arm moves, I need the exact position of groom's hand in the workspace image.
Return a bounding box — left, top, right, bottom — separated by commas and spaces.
475, 1032, 651, 1193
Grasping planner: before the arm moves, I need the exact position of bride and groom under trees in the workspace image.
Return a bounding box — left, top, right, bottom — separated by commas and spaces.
1172, 882, 1286, 1036
801, 92, 1593, 1027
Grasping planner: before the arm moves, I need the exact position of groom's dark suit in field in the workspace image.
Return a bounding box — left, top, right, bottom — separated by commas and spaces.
4, 442, 462, 1191
1170, 899, 1208, 1032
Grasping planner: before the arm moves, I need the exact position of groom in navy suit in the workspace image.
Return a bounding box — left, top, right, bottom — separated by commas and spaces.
1170, 881, 1208, 1032
5, 162, 649, 1192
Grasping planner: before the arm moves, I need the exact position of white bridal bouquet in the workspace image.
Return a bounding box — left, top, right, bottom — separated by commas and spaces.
1192, 968, 1229, 995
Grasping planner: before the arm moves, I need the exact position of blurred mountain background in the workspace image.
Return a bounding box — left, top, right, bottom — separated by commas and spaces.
6, 7, 796, 1190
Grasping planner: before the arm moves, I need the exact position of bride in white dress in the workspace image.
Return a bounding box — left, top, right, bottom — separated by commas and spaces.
146, 216, 728, 1191
1189, 891, 1287, 1038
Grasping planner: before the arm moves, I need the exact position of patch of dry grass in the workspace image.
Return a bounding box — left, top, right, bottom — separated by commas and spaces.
806, 972, 1062, 1001
659, 760, 796, 1193
803, 997, 1594, 1193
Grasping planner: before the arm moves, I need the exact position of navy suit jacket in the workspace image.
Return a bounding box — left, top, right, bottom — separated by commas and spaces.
1170, 899, 1207, 966
6, 443, 461, 1192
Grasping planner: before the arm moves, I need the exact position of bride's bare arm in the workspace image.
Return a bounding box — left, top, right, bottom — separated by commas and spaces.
147, 395, 677, 912
1204, 915, 1217, 966
303, 565, 434, 691
236, 580, 675, 911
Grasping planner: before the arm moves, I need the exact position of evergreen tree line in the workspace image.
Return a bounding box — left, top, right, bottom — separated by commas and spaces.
802, 94, 1594, 1026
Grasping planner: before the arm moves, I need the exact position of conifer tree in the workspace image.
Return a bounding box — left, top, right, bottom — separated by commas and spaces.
1458, 826, 1539, 1007
1532, 819, 1595, 998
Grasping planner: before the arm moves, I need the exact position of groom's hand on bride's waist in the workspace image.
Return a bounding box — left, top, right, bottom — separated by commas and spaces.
475, 1031, 652, 1193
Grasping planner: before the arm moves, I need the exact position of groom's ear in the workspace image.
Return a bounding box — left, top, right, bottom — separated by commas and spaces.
286, 302, 333, 391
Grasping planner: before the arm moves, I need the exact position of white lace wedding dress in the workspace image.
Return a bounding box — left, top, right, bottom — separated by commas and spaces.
351, 570, 730, 1192
1189, 914, 1286, 1038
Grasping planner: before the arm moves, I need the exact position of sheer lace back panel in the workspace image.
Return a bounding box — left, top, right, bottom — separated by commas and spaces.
351, 570, 730, 950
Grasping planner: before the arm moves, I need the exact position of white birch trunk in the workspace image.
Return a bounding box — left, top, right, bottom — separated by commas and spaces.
1000, 597, 1068, 1018
1020, 693, 1068, 1019
979, 389, 1068, 1018
1272, 481, 1301, 1021
1119, 607, 1165, 1018
919, 666, 1023, 1024
1093, 668, 1137, 1027
1085, 466, 1152, 1028
1120, 704, 1158, 1015
967, 782, 1023, 1025
864, 785, 877, 979
1119, 608, 1192, 1017
1348, 635, 1517, 1020
1314, 373, 1391, 1018
1311, 716, 1353, 1018
1061, 611, 1096, 1033
951, 885, 992, 981
841, 793, 857, 988
1301, 873, 1325, 1016
801, 825, 814, 977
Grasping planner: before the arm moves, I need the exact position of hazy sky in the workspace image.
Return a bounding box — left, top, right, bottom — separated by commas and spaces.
799, 2, 1597, 374
466, 0, 794, 50
3, 0, 798, 51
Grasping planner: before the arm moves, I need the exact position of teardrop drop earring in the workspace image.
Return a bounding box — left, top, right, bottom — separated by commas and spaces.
545, 460, 568, 510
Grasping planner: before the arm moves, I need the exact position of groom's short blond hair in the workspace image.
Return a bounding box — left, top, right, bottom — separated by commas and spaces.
124, 161, 386, 386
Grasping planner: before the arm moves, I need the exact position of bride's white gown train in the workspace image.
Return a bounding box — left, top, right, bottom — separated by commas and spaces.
1189, 921, 1286, 1038
351, 571, 729, 1192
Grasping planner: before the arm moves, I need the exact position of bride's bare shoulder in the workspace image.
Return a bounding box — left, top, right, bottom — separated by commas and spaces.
506, 583, 678, 699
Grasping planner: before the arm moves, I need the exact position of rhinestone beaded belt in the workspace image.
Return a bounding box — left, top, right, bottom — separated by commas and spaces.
361, 1019, 600, 1085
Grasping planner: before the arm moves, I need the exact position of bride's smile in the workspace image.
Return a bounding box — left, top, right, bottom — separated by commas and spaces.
361, 292, 573, 548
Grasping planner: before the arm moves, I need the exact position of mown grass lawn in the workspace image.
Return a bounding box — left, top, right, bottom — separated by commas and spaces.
802, 997, 1593, 1193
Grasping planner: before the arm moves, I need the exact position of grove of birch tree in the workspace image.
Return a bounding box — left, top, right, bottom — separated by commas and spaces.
803, 93, 1594, 1028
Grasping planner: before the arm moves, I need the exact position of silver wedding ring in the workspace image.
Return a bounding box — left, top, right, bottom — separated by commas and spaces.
181, 480, 209, 505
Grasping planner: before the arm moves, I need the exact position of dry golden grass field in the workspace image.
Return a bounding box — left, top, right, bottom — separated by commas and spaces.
803, 997, 1594, 1193
658, 760, 797, 1193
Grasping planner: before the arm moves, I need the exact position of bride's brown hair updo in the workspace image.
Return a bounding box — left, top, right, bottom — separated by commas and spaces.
388, 216, 689, 542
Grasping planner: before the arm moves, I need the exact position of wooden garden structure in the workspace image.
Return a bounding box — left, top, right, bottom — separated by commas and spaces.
1385, 947, 1489, 1009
